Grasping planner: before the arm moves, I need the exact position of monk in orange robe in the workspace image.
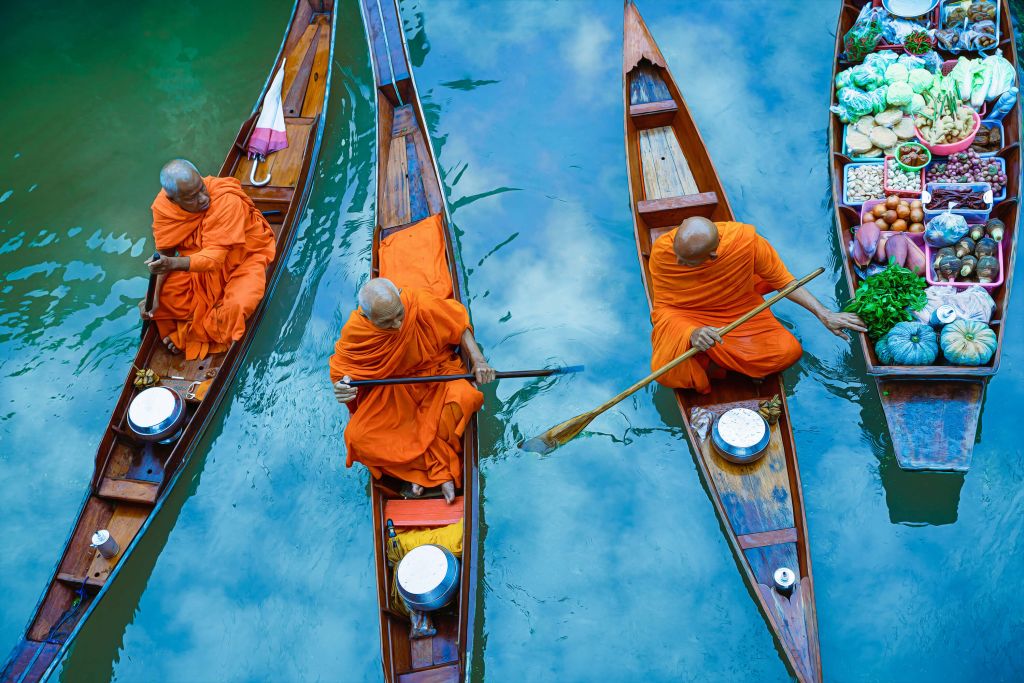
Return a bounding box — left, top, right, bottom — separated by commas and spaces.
139, 159, 276, 360
650, 217, 865, 393
329, 278, 494, 504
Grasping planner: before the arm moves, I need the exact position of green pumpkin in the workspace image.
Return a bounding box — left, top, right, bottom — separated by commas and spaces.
875, 335, 895, 364
941, 319, 997, 365
884, 322, 938, 365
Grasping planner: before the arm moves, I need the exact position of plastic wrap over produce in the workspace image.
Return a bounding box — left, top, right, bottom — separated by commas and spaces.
913, 285, 996, 325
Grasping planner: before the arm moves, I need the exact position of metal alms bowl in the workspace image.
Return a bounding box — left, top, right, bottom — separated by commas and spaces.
396, 544, 460, 612
711, 408, 771, 464
126, 386, 186, 442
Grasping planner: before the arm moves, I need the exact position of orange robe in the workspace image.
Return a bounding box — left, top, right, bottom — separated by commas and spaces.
328, 287, 483, 488
649, 222, 802, 394
150, 176, 276, 360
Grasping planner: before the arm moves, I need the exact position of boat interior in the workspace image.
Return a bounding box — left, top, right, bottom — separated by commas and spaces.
2, 3, 333, 680
362, 0, 474, 681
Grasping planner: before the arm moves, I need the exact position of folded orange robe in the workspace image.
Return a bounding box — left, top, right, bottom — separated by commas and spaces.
150, 176, 276, 360
329, 288, 483, 487
649, 222, 802, 394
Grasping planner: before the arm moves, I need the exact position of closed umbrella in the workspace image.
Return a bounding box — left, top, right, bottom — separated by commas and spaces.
247, 60, 288, 186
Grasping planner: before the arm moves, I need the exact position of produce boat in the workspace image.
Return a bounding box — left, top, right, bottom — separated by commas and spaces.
0, 2, 336, 680
357, 0, 478, 680
622, 4, 821, 681
829, 0, 1020, 471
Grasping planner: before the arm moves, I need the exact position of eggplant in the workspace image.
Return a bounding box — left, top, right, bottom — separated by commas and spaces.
977, 255, 1000, 283
955, 236, 975, 258
936, 254, 962, 281
984, 218, 1005, 242
905, 239, 927, 276
975, 236, 998, 258
969, 223, 986, 242
959, 254, 978, 279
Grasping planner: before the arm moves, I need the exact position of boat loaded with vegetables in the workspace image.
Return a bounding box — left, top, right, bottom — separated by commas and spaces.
829, 0, 1020, 471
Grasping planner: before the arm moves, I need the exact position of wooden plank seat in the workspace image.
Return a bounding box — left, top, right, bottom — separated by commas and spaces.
638, 125, 700, 199
637, 191, 719, 228
629, 99, 677, 129
98, 477, 159, 505
397, 662, 460, 683
385, 497, 464, 528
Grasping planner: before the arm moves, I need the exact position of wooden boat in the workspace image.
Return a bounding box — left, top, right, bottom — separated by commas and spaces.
357, 0, 478, 681
622, 4, 822, 681
829, 0, 1020, 471
1, 3, 336, 680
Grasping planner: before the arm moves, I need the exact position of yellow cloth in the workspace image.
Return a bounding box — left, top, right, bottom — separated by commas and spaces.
385, 520, 464, 615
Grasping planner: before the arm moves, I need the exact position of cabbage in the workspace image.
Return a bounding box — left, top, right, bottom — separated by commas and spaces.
907, 93, 927, 114
908, 69, 933, 94
852, 62, 887, 90
887, 81, 914, 107
979, 54, 1016, 102
835, 68, 855, 92
885, 63, 910, 84
831, 87, 876, 123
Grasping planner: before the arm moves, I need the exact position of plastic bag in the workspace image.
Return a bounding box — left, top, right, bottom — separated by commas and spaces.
924, 204, 969, 247
979, 54, 1016, 102
831, 87, 875, 123
835, 67, 855, 92
986, 86, 1019, 122
843, 5, 884, 63
961, 20, 998, 51
913, 285, 996, 325
867, 86, 890, 114
852, 61, 887, 90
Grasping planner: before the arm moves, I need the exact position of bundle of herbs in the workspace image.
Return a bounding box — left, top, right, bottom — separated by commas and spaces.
844, 261, 928, 339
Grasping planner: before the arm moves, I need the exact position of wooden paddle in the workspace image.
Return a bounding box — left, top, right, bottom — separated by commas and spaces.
346, 365, 584, 387
519, 268, 826, 454
141, 252, 159, 340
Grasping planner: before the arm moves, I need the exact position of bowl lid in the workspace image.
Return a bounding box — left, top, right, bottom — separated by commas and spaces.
128, 386, 178, 428
716, 408, 767, 449
882, 0, 938, 18
397, 545, 450, 595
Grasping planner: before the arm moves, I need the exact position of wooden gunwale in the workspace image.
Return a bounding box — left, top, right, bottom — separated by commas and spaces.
828, 0, 1021, 470
1, 3, 336, 681
357, 0, 478, 681
623, 3, 821, 681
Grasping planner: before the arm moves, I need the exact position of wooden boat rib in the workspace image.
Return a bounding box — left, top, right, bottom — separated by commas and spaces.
1, 3, 336, 681
622, 4, 822, 682
358, 0, 478, 681
829, 0, 1021, 471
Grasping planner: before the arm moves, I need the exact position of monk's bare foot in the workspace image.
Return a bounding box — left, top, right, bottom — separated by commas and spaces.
162, 336, 181, 354
441, 481, 455, 504
409, 483, 424, 497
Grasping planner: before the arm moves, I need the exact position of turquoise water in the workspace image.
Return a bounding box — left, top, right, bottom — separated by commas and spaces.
1, 0, 1022, 681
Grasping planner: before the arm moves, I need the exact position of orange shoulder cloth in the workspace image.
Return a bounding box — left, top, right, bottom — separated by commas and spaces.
150, 176, 254, 251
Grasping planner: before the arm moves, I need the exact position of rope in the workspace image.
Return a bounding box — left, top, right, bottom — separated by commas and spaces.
15, 578, 89, 683
373, 0, 404, 106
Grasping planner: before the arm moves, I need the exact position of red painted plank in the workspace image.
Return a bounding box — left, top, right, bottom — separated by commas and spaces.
385, 497, 464, 528
737, 527, 798, 550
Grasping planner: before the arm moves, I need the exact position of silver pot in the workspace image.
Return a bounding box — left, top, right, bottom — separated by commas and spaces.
396, 544, 460, 612
126, 386, 186, 442
711, 408, 771, 464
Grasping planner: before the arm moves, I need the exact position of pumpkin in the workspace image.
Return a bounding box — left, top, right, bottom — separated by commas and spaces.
883, 322, 938, 365
875, 335, 895, 364
940, 319, 997, 366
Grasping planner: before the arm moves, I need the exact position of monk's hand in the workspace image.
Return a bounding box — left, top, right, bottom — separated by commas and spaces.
471, 359, 496, 385
820, 311, 868, 341
146, 254, 181, 275
690, 326, 723, 352
334, 375, 358, 404
137, 299, 154, 320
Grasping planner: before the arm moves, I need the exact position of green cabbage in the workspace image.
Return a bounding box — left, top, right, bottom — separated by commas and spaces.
885, 63, 909, 84
908, 69, 933, 94
907, 93, 927, 114
887, 82, 914, 107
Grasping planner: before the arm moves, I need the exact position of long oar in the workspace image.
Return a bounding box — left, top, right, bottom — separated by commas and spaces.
141, 252, 159, 340
347, 365, 584, 387
520, 268, 825, 454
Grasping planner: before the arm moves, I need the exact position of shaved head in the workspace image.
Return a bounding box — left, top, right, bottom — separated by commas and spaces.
358, 278, 404, 329
673, 217, 720, 267
160, 159, 210, 213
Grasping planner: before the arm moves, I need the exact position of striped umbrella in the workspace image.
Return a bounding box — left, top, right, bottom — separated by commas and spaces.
247, 60, 288, 186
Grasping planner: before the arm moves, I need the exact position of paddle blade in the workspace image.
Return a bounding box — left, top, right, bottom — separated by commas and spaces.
553, 364, 585, 375
518, 410, 597, 455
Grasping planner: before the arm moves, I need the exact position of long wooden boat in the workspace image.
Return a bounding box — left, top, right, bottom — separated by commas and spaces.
622, 4, 821, 681
829, 0, 1021, 471
357, 0, 479, 681
1, 3, 336, 680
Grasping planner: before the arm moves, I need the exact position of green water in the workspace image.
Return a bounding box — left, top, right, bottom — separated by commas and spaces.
1, 1, 1022, 681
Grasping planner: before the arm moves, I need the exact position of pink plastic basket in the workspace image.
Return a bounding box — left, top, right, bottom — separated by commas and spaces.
860, 198, 928, 236
915, 109, 981, 156
883, 156, 925, 198
924, 234, 1004, 290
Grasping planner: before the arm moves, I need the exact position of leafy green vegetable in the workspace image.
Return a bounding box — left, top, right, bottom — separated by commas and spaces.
844, 261, 928, 340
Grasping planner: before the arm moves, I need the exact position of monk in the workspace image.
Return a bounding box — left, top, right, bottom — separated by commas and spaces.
138, 159, 276, 360
650, 217, 865, 393
329, 278, 495, 504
